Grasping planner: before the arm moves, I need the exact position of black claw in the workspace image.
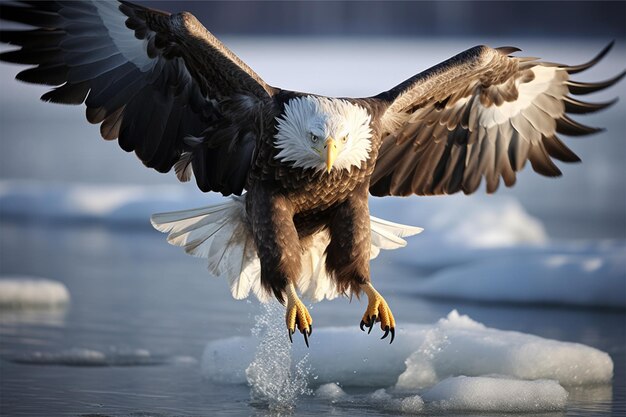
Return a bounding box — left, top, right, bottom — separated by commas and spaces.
360, 320, 366, 331
367, 315, 376, 334
302, 329, 310, 348
308, 325, 312, 336
381, 326, 390, 340
288, 329, 293, 343
389, 327, 395, 344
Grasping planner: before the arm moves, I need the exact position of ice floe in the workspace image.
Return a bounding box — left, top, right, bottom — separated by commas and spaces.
0, 181, 545, 249
210, 310, 594, 413
0, 276, 70, 307
314, 383, 347, 401
203, 310, 613, 390
414, 246, 626, 308
371, 194, 548, 249
0, 180, 212, 225
8, 347, 197, 367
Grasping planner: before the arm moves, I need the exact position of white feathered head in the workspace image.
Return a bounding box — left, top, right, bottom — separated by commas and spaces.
274, 96, 373, 173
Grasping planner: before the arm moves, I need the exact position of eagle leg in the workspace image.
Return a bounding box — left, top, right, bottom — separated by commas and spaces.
360, 283, 396, 344
285, 282, 313, 347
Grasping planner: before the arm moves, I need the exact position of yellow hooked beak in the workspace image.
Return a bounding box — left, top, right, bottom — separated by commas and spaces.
325, 137, 338, 173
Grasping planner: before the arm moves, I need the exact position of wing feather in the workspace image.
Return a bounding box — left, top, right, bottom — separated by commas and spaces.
370, 43, 622, 197
0, 0, 276, 196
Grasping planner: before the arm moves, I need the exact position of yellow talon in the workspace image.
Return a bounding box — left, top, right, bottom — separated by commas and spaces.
360, 283, 396, 343
285, 283, 312, 346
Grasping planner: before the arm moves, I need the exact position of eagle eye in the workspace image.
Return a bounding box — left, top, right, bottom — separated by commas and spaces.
310, 133, 319, 143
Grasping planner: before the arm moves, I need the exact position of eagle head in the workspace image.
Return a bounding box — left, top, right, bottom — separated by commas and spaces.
274, 96, 372, 173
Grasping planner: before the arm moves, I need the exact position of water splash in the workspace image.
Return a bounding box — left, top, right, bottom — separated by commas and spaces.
245, 300, 312, 412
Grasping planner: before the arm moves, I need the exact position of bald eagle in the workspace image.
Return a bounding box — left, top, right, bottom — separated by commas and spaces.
1, 1, 623, 346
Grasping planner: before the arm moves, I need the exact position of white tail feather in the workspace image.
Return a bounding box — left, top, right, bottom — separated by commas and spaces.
151, 196, 422, 302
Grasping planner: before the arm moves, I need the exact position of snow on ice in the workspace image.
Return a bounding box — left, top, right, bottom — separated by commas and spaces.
421, 376, 568, 412
0, 276, 69, 307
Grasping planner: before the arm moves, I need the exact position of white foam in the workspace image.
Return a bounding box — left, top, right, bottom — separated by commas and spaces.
0, 277, 70, 308
203, 310, 613, 389
422, 376, 568, 412
415, 247, 626, 308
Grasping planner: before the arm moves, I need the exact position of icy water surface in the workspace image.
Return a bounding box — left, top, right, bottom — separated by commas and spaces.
0, 221, 624, 417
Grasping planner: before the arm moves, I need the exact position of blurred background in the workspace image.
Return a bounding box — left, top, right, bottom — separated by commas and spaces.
0, 2, 624, 417
1, 0, 625, 237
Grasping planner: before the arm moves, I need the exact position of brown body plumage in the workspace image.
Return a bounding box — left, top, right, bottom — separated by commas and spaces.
1, 1, 623, 345
246, 93, 387, 302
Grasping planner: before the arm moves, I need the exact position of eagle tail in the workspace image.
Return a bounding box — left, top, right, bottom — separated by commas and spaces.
150, 196, 269, 302
150, 197, 422, 302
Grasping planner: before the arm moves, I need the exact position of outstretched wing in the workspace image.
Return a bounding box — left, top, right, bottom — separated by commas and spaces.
369, 43, 624, 197
0, 1, 275, 195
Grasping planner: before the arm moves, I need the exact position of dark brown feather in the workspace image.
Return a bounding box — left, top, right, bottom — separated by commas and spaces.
0, 0, 276, 197
563, 96, 617, 114
564, 41, 613, 74
556, 115, 602, 136
566, 71, 626, 95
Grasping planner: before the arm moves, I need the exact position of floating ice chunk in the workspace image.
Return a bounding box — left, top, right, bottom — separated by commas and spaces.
10, 347, 174, 366
0, 181, 546, 253
18, 348, 106, 366
415, 248, 626, 308
0, 180, 214, 224
371, 194, 547, 249
369, 388, 393, 402
315, 383, 347, 400
422, 376, 568, 412
168, 355, 199, 366
203, 310, 613, 388
0, 277, 69, 308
